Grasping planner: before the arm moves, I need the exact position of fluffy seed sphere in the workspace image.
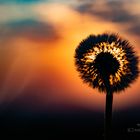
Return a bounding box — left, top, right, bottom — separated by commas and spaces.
75, 33, 139, 93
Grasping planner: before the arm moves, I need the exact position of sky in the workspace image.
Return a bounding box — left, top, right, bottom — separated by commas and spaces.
0, 0, 140, 115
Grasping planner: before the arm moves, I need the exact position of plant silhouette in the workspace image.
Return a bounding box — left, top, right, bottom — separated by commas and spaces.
75, 33, 139, 140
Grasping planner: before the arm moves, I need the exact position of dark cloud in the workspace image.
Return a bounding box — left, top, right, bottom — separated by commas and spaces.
75, 0, 140, 36
127, 23, 140, 36
76, 1, 136, 23
0, 19, 59, 42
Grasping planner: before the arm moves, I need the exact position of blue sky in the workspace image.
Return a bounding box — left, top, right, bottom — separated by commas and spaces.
0, 0, 75, 4
0, 0, 46, 4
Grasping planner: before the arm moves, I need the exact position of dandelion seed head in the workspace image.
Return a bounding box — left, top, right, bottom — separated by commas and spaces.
75, 33, 139, 93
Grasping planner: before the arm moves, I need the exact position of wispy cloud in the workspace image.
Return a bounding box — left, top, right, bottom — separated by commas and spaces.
74, 0, 140, 36
0, 4, 36, 23
0, 19, 59, 42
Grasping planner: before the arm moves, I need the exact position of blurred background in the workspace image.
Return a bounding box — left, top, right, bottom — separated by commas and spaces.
0, 0, 140, 139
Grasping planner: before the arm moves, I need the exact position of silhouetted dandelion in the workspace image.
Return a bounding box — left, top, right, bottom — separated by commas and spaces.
74, 33, 139, 140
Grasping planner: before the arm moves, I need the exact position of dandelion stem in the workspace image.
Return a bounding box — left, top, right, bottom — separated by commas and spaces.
104, 90, 113, 140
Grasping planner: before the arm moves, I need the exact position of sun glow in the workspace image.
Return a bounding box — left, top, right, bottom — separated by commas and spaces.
80, 41, 130, 86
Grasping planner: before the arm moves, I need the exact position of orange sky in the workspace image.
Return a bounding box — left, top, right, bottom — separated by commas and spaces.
0, 1, 140, 112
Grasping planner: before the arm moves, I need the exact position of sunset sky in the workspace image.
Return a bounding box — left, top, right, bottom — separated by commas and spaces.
0, 0, 140, 116
0, 1, 140, 138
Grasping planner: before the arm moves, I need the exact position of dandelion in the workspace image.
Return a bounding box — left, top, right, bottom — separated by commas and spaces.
74, 33, 139, 140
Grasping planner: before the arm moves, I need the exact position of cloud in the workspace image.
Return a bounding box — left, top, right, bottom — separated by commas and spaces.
76, 1, 135, 22
75, 0, 140, 36
127, 23, 140, 36
0, 19, 59, 42
0, 4, 36, 24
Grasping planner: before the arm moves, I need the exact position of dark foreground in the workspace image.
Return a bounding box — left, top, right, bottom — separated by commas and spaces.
0, 106, 140, 140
